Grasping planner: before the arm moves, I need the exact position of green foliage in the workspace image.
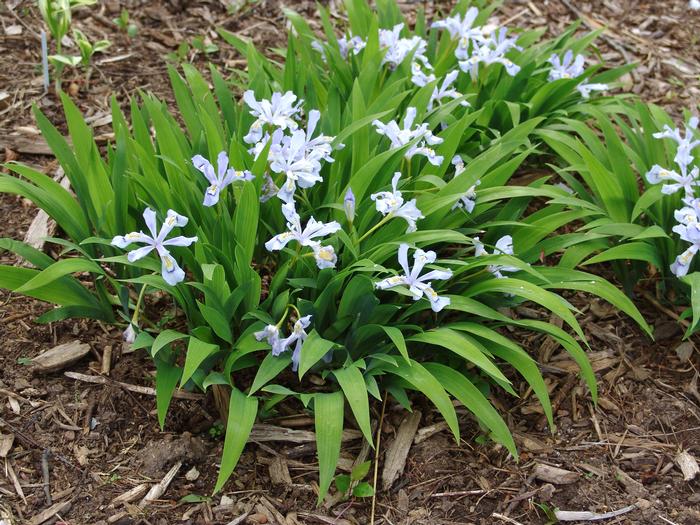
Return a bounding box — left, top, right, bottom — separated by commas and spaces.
38, 0, 100, 87
538, 102, 699, 334
3, 0, 651, 503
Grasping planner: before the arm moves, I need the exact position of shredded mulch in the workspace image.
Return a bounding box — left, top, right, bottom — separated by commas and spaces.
1, 1, 700, 524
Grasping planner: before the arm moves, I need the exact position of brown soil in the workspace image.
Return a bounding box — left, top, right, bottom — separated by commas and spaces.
1, 1, 699, 524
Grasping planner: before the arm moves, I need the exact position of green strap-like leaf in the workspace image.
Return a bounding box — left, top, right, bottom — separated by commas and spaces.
155, 357, 182, 429
249, 352, 291, 394
424, 363, 517, 459
333, 365, 373, 445
181, 337, 219, 386
465, 278, 585, 341
314, 391, 344, 504
15, 258, 104, 294
381, 325, 409, 364
298, 330, 336, 379
408, 328, 512, 390
214, 387, 258, 493
152, 329, 189, 357
389, 359, 459, 442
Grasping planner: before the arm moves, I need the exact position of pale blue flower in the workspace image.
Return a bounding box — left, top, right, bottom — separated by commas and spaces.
654, 116, 700, 171
192, 151, 253, 207
255, 324, 284, 355
671, 222, 700, 277
452, 181, 480, 212
255, 316, 315, 371
646, 164, 700, 198
285, 315, 312, 372
375, 243, 452, 312
373, 107, 444, 164
312, 34, 366, 61
548, 51, 608, 99
459, 27, 521, 78
379, 24, 430, 70
265, 202, 341, 268
112, 208, 197, 285
269, 129, 323, 203
473, 235, 518, 278
242, 90, 302, 144
370, 172, 424, 233
428, 71, 469, 111
548, 50, 585, 80
311, 243, 337, 269
431, 7, 483, 42
411, 61, 436, 87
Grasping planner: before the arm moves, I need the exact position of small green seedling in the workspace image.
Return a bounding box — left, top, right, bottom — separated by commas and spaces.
72, 28, 110, 67
113, 8, 138, 38
334, 461, 374, 500
191, 36, 219, 55
38, 0, 98, 89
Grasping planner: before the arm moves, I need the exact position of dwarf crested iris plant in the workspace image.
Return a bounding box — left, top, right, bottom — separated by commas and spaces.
1, 0, 648, 501
539, 103, 700, 334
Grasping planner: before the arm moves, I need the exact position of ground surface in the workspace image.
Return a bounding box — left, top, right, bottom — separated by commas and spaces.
1, 0, 700, 524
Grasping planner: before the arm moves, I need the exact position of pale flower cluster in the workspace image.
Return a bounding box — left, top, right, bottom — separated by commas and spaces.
645, 116, 700, 277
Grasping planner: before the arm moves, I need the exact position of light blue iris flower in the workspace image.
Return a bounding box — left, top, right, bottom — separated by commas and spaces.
111, 208, 197, 285
192, 151, 254, 207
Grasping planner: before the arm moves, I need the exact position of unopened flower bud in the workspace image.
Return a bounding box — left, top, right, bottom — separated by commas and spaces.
123, 324, 136, 344
344, 188, 356, 223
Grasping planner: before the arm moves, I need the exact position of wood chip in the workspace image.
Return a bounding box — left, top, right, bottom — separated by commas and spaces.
5, 460, 26, 503
259, 497, 288, 524
269, 456, 292, 485
249, 424, 361, 443
101, 345, 112, 376
139, 460, 182, 506
0, 433, 14, 458
615, 467, 647, 497
110, 483, 149, 506
382, 410, 421, 490
532, 463, 579, 485
28, 500, 71, 525
32, 341, 90, 374
414, 421, 448, 444
225, 513, 250, 525
675, 450, 699, 481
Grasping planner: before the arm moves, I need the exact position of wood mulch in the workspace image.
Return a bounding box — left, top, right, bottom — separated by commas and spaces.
1, 1, 699, 524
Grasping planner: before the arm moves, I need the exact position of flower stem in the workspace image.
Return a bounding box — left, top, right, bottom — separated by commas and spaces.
357, 214, 393, 244
130, 283, 149, 326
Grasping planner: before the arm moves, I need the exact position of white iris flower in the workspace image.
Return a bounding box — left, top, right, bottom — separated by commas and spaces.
375, 243, 452, 312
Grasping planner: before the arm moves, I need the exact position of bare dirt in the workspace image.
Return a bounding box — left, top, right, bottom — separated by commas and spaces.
1, 1, 699, 524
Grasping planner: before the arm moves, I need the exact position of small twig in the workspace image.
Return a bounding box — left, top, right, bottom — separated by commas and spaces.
41, 449, 51, 505
640, 290, 689, 328
64, 371, 203, 400
369, 394, 387, 525
431, 490, 487, 498
1, 311, 32, 325
492, 513, 526, 525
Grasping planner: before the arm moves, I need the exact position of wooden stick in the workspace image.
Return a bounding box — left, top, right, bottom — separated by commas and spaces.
640, 290, 689, 328
64, 371, 203, 400
369, 395, 387, 525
